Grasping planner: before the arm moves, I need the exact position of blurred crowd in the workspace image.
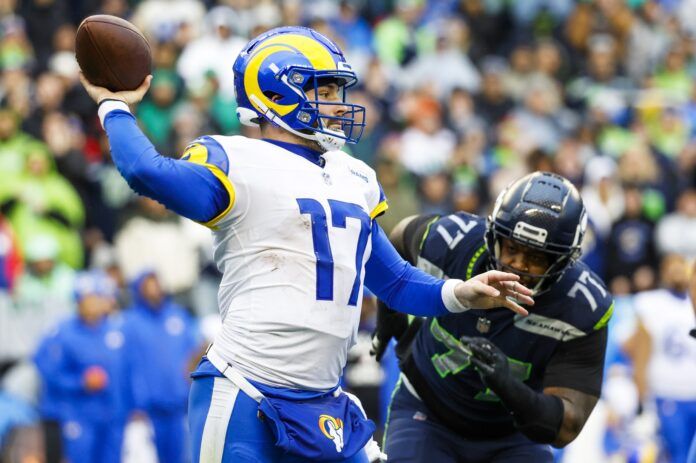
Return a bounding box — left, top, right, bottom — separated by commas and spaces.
0, 0, 695, 462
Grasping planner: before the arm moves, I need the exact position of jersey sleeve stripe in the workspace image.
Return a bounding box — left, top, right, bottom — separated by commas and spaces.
199, 164, 235, 229
593, 300, 614, 331
466, 245, 487, 280
378, 183, 387, 204
419, 216, 440, 251
181, 138, 235, 229
370, 200, 388, 219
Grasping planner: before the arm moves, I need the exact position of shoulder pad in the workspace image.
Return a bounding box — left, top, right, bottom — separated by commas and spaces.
337, 153, 387, 219
555, 262, 614, 332
181, 136, 229, 175
419, 213, 487, 279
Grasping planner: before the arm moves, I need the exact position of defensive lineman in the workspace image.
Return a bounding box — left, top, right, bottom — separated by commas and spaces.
373, 172, 613, 462
80, 26, 533, 462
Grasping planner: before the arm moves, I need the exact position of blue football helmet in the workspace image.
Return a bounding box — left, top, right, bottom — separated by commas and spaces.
233, 26, 365, 152
485, 172, 587, 294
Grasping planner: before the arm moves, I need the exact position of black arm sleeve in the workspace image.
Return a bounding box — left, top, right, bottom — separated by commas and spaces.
542, 327, 608, 397
401, 214, 440, 264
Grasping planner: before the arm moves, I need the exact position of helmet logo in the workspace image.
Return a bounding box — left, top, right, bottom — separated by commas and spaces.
512, 222, 548, 245
244, 44, 299, 116
244, 34, 338, 118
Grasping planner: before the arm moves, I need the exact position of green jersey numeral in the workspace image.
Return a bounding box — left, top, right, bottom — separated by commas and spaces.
429, 319, 532, 402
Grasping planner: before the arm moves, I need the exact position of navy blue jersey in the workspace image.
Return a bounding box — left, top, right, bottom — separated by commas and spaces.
408, 212, 613, 436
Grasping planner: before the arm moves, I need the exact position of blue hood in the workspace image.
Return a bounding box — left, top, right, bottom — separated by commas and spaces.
129, 270, 166, 311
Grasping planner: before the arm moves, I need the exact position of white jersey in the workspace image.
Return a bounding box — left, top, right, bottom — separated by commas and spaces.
205, 136, 386, 391
634, 289, 696, 400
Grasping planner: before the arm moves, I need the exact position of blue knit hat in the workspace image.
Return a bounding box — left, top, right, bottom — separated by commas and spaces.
73, 270, 117, 302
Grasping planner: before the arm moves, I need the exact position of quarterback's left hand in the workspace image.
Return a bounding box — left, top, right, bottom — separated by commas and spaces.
462, 336, 510, 391
455, 271, 533, 316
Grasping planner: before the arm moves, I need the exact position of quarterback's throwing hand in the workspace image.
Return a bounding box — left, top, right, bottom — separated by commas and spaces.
454, 271, 533, 316
79, 72, 152, 106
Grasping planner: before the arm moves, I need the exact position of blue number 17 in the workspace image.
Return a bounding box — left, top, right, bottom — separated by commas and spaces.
296, 198, 371, 306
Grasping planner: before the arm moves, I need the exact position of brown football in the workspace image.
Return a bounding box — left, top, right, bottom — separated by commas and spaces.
75, 15, 152, 92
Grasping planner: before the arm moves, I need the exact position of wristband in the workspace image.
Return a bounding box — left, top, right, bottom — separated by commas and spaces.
441, 279, 470, 313
98, 99, 130, 129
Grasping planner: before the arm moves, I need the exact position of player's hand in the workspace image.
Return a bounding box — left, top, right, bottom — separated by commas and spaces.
370, 301, 409, 362
454, 271, 533, 316
79, 72, 152, 106
462, 336, 510, 391
83, 365, 109, 392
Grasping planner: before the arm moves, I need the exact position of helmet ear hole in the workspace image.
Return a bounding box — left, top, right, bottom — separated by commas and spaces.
264, 91, 282, 102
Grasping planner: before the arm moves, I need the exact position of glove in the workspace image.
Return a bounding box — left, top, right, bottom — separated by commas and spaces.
462, 336, 564, 444
461, 336, 510, 391
370, 301, 409, 362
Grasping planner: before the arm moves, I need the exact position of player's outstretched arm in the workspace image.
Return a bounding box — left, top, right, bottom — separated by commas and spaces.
364, 222, 532, 318
79, 74, 230, 224
454, 270, 533, 315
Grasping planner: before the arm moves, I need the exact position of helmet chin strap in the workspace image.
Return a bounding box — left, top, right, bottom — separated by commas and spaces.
244, 95, 346, 152
314, 129, 346, 152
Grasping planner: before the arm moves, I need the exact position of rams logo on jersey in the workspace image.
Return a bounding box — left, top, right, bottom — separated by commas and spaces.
318, 414, 344, 453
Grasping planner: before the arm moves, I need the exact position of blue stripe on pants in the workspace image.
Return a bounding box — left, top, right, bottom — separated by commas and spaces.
188, 376, 370, 463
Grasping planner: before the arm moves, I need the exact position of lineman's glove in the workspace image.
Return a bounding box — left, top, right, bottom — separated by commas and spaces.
461, 336, 511, 390
370, 302, 409, 362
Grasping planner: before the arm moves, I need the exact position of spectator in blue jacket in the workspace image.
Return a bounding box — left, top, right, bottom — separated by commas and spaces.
122, 270, 200, 463
33, 270, 127, 463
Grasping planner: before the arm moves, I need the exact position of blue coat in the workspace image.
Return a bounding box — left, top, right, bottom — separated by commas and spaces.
33, 316, 128, 423
122, 273, 200, 414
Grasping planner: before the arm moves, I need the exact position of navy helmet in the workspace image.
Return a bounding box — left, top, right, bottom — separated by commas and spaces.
486, 172, 587, 293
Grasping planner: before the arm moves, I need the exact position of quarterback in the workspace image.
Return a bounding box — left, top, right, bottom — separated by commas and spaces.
80, 27, 533, 463
373, 172, 613, 462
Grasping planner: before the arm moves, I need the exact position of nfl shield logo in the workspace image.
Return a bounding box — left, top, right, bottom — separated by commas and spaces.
476, 317, 491, 334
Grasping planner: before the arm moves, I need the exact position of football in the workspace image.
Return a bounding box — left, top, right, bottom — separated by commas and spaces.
75, 15, 152, 92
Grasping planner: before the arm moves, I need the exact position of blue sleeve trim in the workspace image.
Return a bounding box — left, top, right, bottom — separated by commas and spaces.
104, 110, 229, 223
364, 222, 449, 317
190, 136, 229, 175
378, 182, 387, 204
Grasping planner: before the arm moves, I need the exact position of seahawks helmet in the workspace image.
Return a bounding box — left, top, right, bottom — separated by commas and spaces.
486, 172, 587, 294
233, 26, 365, 152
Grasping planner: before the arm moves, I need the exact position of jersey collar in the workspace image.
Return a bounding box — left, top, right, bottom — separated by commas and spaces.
262, 138, 325, 167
